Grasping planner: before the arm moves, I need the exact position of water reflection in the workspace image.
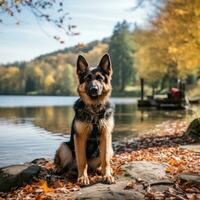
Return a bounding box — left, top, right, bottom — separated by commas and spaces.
0, 104, 191, 140
0, 107, 73, 134
0, 101, 198, 167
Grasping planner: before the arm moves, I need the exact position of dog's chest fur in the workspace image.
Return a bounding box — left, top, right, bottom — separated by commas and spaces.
74, 98, 114, 124
67, 98, 114, 159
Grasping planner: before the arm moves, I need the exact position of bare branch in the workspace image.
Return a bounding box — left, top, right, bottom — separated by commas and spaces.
0, 0, 79, 42
131, 0, 145, 11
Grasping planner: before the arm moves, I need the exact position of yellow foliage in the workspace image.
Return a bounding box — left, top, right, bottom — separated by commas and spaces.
3, 67, 20, 80
44, 74, 55, 94
134, 0, 200, 80
38, 180, 54, 193
174, 9, 188, 15
0, 41, 109, 94
7, 67, 20, 76
34, 66, 43, 78
82, 43, 108, 66
44, 74, 55, 88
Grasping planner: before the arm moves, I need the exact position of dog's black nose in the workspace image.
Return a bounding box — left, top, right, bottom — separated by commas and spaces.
90, 86, 98, 93
89, 85, 99, 96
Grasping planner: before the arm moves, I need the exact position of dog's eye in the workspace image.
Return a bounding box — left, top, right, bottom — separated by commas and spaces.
96, 75, 104, 81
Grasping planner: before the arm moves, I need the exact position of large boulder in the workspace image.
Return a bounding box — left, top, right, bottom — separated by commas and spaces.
185, 118, 200, 139
73, 161, 173, 200
0, 164, 41, 192
177, 173, 200, 184
74, 181, 144, 200
122, 161, 171, 183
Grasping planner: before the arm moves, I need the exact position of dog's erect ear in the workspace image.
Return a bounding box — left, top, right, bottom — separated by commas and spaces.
77, 55, 89, 79
98, 54, 112, 76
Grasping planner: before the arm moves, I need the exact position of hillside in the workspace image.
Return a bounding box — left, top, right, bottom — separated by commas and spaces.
37, 37, 110, 60
0, 39, 109, 95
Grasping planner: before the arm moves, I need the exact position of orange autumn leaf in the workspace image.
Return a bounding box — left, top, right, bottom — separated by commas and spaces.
53, 180, 65, 188
168, 158, 179, 166
145, 191, 156, 199
38, 180, 54, 193
176, 166, 185, 173
165, 166, 175, 174
90, 175, 102, 184
188, 194, 199, 200
36, 194, 47, 200
23, 184, 33, 193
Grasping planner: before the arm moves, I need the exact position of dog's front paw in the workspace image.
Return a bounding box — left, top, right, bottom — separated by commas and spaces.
103, 175, 115, 184
78, 175, 90, 185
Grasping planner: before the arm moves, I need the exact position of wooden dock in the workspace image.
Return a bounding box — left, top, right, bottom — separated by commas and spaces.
137, 78, 188, 110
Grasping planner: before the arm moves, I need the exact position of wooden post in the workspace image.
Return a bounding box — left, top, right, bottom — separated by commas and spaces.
152, 86, 155, 99
182, 81, 186, 103
141, 78, 144, 101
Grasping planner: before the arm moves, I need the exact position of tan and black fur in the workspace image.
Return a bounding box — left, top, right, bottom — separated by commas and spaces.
54, 54, 115, 185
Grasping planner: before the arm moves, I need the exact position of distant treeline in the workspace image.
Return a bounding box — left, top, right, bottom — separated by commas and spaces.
0, 21, 136, 96
0, 41, 109, 95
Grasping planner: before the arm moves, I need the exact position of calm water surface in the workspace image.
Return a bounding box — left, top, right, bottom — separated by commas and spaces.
0, 96, 195, 167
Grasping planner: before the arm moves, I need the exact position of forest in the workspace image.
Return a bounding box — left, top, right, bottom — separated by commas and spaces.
0, 0, 200, 98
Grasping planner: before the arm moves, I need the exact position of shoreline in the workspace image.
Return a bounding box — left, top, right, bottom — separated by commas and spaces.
1, 118, 200, 199
1, 136, 199, 199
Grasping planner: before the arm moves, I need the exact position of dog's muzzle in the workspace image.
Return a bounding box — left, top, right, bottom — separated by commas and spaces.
88, 85, 102, 98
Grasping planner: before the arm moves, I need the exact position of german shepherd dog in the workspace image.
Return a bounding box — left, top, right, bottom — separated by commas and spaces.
54, 54, 115, 185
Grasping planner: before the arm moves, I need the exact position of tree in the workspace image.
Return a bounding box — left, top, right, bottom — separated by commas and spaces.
44, 73, 55, 94
109, 21, 135, 91
55, 64, 76, 95
25, 64, 44, 94
134, 0, 200, 90
0, 66, 22, 94
154, 0, 200, 78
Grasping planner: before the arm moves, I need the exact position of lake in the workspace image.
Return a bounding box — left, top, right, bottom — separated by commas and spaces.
0, 95, 195, 167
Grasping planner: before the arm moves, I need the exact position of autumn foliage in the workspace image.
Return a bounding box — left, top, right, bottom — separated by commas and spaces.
134, 0, 200, 88
0, 42, 108, 95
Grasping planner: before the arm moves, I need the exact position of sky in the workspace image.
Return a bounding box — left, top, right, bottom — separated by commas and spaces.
0, 0, 151, 64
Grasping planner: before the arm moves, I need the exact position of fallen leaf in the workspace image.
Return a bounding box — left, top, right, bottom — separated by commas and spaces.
124, 181, 136, 189
188, 194, 199, 200
53, 180, 65, 188
23, 184, 33, 193
38, 180, 54, 193
36, 194, 47, 200
44, 162, 55, 170
145, 191, 156, 199
168, 158, 179, 166
56, 187, 69, 194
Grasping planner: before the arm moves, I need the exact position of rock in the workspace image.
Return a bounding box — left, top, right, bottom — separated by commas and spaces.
73, 161, 173, 199
73, 181, 144, 200
0, 164, 41, 192
181, 144, 200, 153
0, 160, 175, 199
122, 161, 171, 183
185, 118, 200, 139
31, 158, 51, 165
177, 173, 200, 184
